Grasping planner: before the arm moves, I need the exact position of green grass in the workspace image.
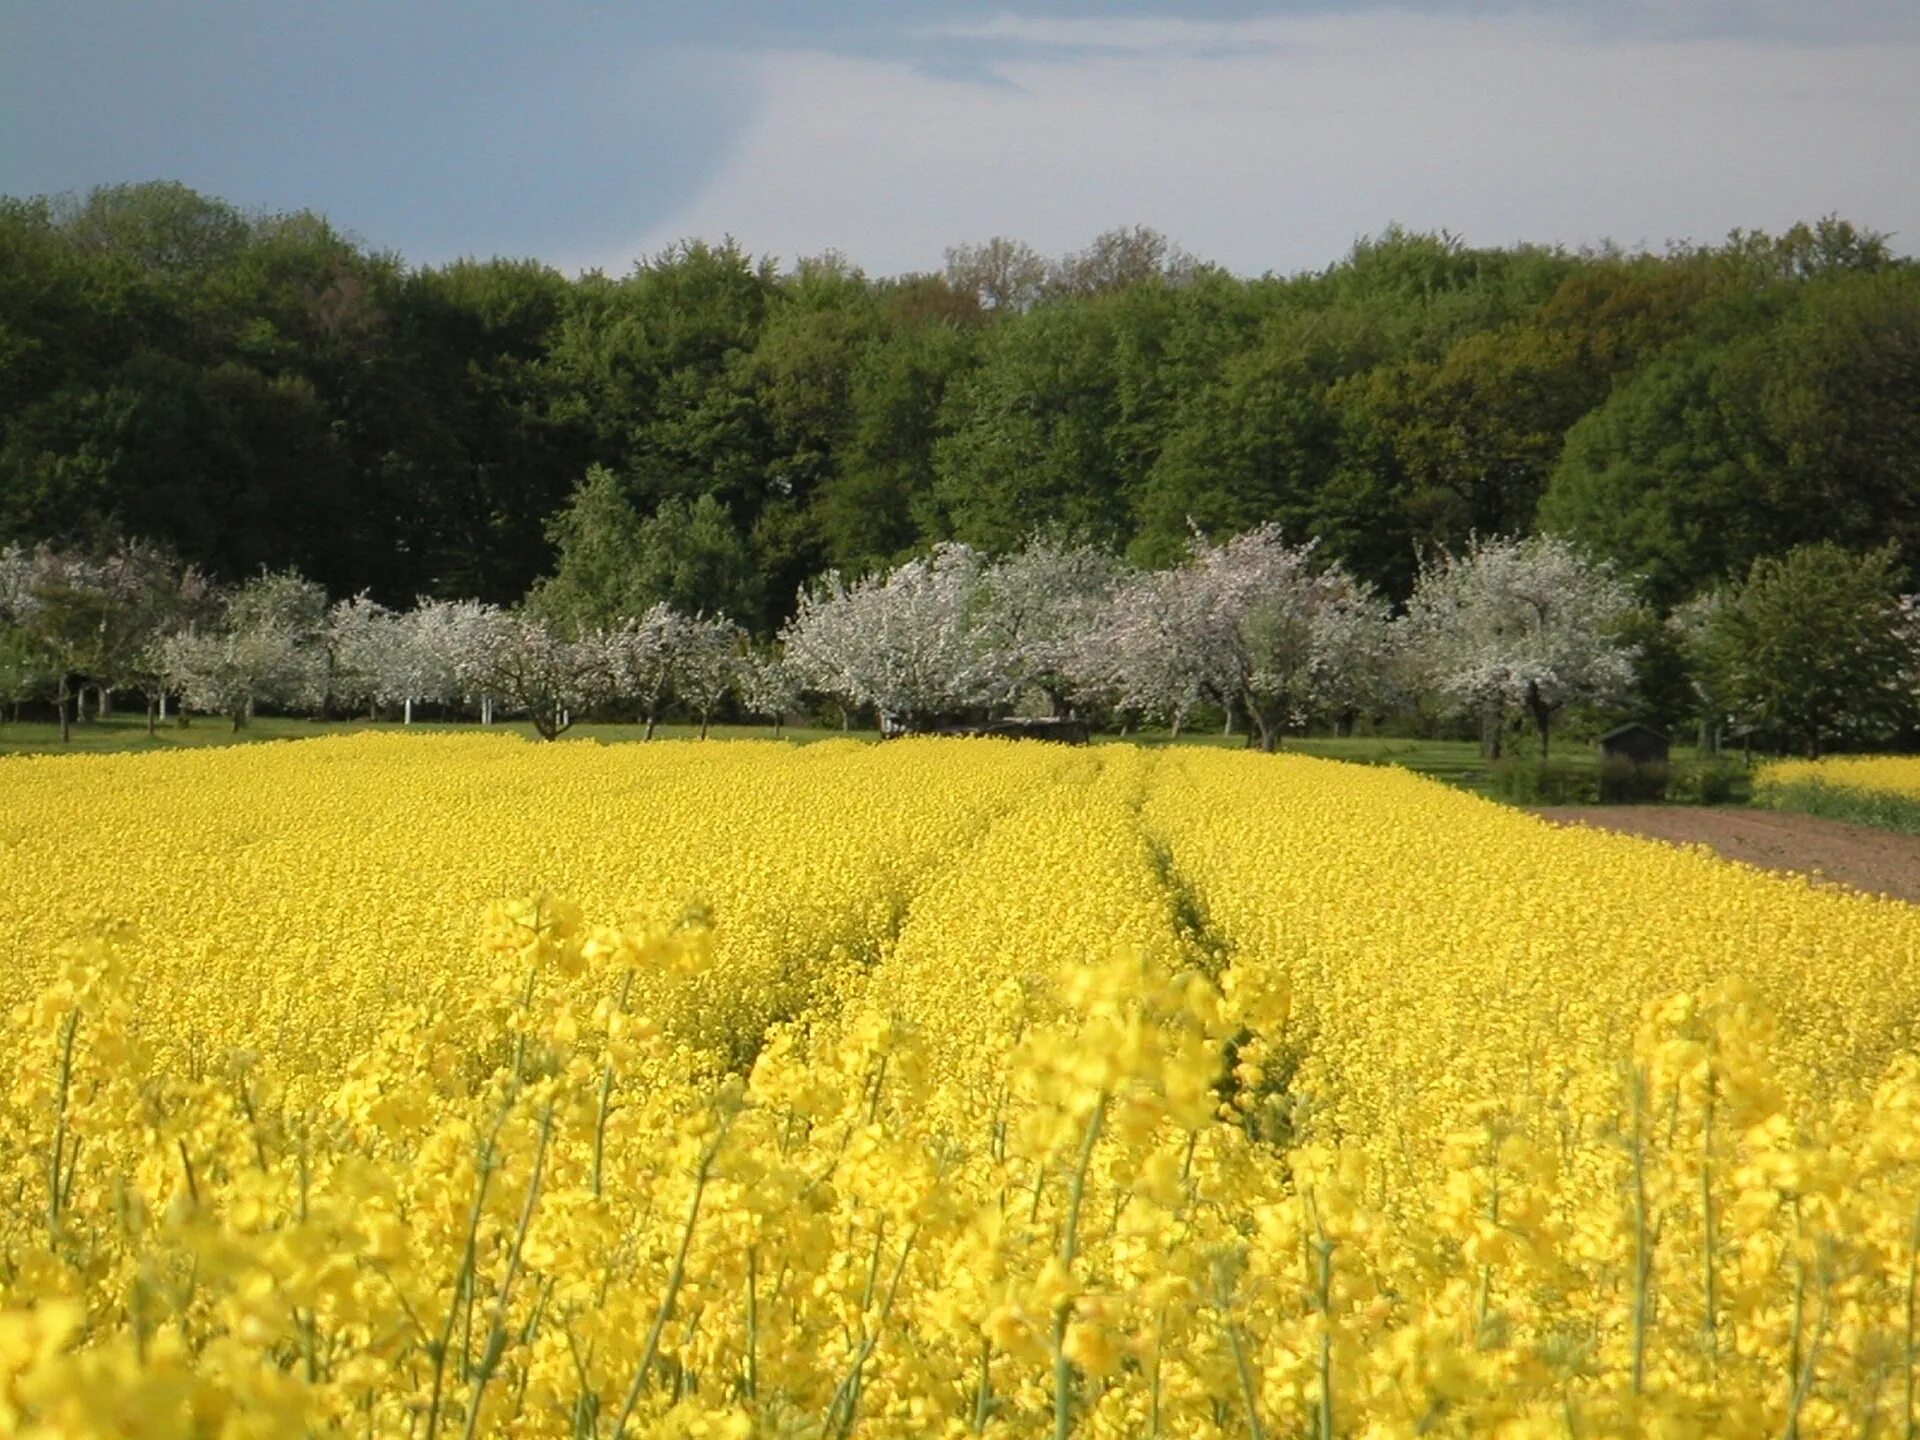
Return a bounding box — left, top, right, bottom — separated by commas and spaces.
1755, 779, 1920, 837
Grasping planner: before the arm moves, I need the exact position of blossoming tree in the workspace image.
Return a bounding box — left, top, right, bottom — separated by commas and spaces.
1400, 532, 1636, 760
781, 544, 1002, 731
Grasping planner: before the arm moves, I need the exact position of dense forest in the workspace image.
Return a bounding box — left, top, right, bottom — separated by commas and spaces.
3, 182, 1916, 631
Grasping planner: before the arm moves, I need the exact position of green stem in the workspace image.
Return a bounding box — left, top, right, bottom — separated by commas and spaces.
592, 971, 635, 1200
1052, 1096, 1107, 1440
46, 1007, 80, 1236
745, 1244, 759, 1402
610, 1114, 732, 1440
1312, 1223, 1335, 1440
1630, 1065, 1651, 1399
1700, 1082, 1717, 1371
1905, 1200, 1919, 1440
423, 1101, 511, 1440
461, 1104, 555, 1440
972, 1336, 993, 1434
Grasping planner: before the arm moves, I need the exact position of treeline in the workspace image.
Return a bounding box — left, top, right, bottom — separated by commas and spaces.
4, 182, 1917, 628
9, 527, 1914, 758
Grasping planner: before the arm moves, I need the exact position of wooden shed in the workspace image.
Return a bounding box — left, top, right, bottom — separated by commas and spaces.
1598, 723, 1670, 767
1597, 722, 1671, 801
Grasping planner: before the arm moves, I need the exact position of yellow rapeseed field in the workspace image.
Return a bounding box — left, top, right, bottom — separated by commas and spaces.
4, 733, 1920, 1437
1759, 755, 1920, 803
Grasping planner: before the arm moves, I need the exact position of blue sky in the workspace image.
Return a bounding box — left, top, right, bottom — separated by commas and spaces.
3, 1, 1917, 276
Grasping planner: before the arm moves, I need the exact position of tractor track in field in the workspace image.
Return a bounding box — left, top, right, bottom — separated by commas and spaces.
1533, 806, 1920, 906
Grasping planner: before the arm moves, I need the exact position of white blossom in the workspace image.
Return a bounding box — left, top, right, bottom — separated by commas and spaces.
1400, 533, 1636, 759
1075, 525, 1390, 747
676, 615, 745, 737
974, 539, 1118, 714
781, 544, 1000, 729
738, 646, 803, 730
602, 602, 684, 738
453, 608, 606, 740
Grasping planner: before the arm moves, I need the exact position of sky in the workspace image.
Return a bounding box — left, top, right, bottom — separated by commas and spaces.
3, 1, 1917, 278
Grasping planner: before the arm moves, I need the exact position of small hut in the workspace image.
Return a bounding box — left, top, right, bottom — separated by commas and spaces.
1597, 722, 1670, 801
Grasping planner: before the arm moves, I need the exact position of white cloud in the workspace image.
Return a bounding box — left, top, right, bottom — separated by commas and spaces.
573, 10, 1920, 278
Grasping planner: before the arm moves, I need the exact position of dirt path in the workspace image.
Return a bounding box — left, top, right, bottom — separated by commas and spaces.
1533, 806, 1920, 905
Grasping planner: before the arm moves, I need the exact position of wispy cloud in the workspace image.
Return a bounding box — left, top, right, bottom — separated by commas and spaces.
580, 7, 1919, 278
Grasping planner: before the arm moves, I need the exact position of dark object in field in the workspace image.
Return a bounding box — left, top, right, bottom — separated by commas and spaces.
884, 717, 1090, 744
1598, 723, 1670, 802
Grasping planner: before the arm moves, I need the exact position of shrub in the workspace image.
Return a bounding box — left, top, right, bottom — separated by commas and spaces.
1668, 757, 1749, 806
1487, 757, 1594, 804
1597, 754, 1669, 804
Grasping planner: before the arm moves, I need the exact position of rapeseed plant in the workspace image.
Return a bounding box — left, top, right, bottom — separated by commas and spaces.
0, 735, 1917, 1434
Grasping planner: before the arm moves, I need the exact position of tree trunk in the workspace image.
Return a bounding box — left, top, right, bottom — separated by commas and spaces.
146, 696, 158, 737
699, 713, 711, 740
57, 675, 70, 744
159, 691, 169, 721
1481, 707, 1503, 761
774, 715, 784, 738
1252, 705, 1278, 754
98, 687, 111, 720
403, 697, 413, 726
644, 709, 658, 742
1526, 682, 1553, 763
1336, 708, 1357, 739
230, 710, 244, 733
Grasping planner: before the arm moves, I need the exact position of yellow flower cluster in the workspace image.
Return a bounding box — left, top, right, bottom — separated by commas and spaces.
1758, 755, 1920, 803
4, 734, 1920, 1437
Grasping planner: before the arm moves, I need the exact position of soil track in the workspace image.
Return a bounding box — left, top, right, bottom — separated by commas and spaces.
1533, 807, 1920, 906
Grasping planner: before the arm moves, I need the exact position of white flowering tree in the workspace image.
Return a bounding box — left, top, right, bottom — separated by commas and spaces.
0, 541, 210, 737
0, 544, 107, 738
974, 539, 1118, 716
1192, 528, 1391, 751
739, 645, 803, 735
379, 603, 472, 723
453, 608, 607, 741
1400, 533, 1636, 760
86, 542, 209, 727
1072, 527, 1390, 749
411, 598, 509, 723
781, 544, 1001, 731
0, 545, 54, 724
676, 615, 745, 739
326, 594, 392, 719
1902, 593, 1920, 702
602, 602, 684, 739
1071, 565, 1214, 736
158, 569, 330, 731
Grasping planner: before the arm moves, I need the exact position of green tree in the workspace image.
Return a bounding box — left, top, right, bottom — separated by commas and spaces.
633, 494, 760, 624
810, 325, 974, 576
931, 295, 1164, 551
1707, 543, 1915, 757
528, 465, 649, 633
533, 468, 760, 631
1540, 268, 1920, 604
